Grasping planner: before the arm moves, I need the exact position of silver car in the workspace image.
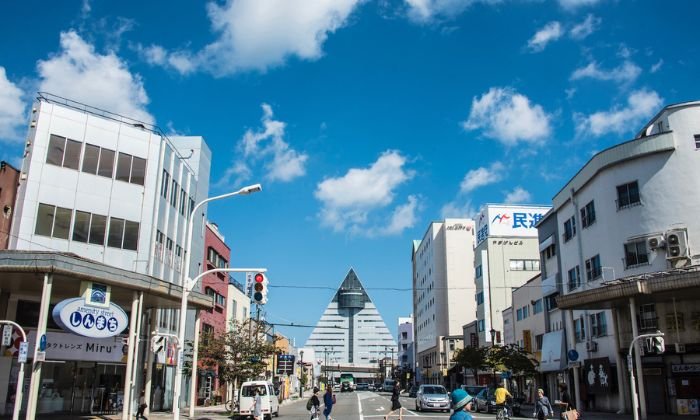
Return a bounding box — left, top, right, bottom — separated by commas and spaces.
415, 385, 450, 412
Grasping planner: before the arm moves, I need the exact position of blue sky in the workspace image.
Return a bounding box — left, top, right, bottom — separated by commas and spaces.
1, 0, 698, 346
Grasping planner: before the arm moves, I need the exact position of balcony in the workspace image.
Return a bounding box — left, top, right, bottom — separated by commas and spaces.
541, 275, 558, 296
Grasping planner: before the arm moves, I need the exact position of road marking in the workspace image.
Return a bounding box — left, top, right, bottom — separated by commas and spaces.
357, 392, 364, 420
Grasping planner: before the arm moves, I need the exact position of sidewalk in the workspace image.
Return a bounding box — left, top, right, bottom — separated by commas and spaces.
519, 403, 700, 420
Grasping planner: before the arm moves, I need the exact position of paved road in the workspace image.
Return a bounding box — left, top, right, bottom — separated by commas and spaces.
281, 391, 528, 420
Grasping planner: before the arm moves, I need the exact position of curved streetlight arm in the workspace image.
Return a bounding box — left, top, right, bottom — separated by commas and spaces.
628, 332, 664, 420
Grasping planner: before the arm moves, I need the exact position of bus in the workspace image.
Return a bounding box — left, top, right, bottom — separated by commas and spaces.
340, 373, 355, 392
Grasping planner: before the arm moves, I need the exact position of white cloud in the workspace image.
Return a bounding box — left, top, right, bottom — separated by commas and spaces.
463, 87, 552, 146
404, 0, 502, 23
570, 60, 641, 85
0, 67, 26, 142
142, 0, 363, 76
569, 14, 601, 40
440, 199, 477, 220
216, 103, 308, 188
527, 22, 563, 53
650, 59, 664, 73
504, 186, 532, 204
460, 162, 504, 193
315, 150, 415, 234
379, 195, 420, 236
558, 0, 601, 11
574, 89, 663, 137
38, 31, 154, 125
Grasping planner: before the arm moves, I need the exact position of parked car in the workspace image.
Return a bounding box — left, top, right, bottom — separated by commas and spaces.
382, 379, 396, 392
414, 385, 450, 412
408, 385, 418, 398
460, 385, 486, 398
356, 382, 369, 391
332, 384, 340, 392
473, 388, 520, 415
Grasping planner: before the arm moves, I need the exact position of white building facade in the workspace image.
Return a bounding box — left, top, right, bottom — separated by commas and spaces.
474, 205, 550, 348
397, 315, 415, 385
550, 100, 700, 415
412, 219, 475, 384
3, 93, 211, 415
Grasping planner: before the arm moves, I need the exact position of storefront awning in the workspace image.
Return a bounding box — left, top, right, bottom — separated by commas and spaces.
539, 330, 565, 372
0, 250, 213, 310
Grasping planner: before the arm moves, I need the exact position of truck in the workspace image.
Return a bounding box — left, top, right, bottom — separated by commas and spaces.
339, 373, 355, 392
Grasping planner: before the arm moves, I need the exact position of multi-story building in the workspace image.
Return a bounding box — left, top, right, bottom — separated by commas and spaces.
195, 222, 231, 405
305, 269, 396, 383
0, 93, 212, 417
549, 100, 700, 416
397, 315, 414, 385
412, 219, 475, 385
226, 277, 250, 327
474, 205, 550, 348
0, 161, 20, 249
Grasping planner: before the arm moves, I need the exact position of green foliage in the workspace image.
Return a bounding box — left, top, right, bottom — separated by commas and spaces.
453, 345, 489, 382
189, 318, 279, 385
487, 344, 539, 378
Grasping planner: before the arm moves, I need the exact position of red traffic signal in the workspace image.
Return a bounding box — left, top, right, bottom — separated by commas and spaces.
252, 272, 268, 304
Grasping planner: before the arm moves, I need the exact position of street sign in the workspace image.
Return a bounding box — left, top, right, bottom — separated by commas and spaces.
35, 351, 46, 362
567, 349, 579, 362
500, 371, 512, 379
17, 342, 28, 363
2, 325, 12, 346
39, 334, 47, 351
567, 361, 581, 368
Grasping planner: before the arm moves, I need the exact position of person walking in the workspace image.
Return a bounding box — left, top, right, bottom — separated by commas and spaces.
135, 390, 148, 419
449, 389, 474, 420
252, 388, 263, 420
384, 383, 404, 420
323, 386, 336, 420
534, 388, 554, 420
309, 387, 321, 420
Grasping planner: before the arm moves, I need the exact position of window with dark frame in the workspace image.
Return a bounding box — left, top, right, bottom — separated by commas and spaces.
161, 170, 170, 198
624, 239, 649, 268
97, 148, 115, 178
563, 216, 576, 242
82, 144, 100, 174
108, 217, 125, 248
694, 134, 700, 149
170, 180, 178, 207
617, 181, 640, 209
89, 214, 107, 245
581, 200, 596, 228
574, 317, 586, 342
34, 203, 72, 240
585, 254, 602, 281
115, 152, 132, 182
568, 265, 581, 291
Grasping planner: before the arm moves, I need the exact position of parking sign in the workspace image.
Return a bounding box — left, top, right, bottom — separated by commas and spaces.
2, 325, 11, 346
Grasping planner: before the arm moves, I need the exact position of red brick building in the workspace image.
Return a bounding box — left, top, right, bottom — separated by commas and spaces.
0, 161, 20, 250
197, 222, 231, 403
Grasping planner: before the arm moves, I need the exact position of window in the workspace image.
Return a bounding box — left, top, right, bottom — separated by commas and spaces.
401, 332, 408, 340
475, 265, 482, 278
585, 254, 602, 281
175, 245, 182, 271
522, 305, 530, 318
543, 244, 556, 259
625, 240, 649, 268
535, 334, 544, 351
207, 247, 228, 269
509, 259, 540, 271
46, 134, 82, 170
590, 312, 607, 337
563, 216, 577, 242
516, 308, 523, 321
581, 200, 596, 228
130, 157, 146, 185
189, 197, 195, 216
545, 294, 558, 311
170, 180, 178, 207
476, 292, 484, 305
666, 312, 685, 333
478, 319, 485, 332
179, 188, 186, 215
34, 203, 72, 240
639, 304, 658, 330
166, 238, 174, 264
567, 265, 581, 291
155, 230, 164, 260
72, 211, 91, 242
123, 221, 139, 251
161, 170, 170, 198
82, 144, 100, 174
617, 181, 640, 209
114, 152, 146, 185
574, 317, 586, 342
532, 299, 543, 314
97, 148, 115, 178
89, 214, 107, 245
108, 217, 125, 248
695, 134, 700, 149
115, 152, 132, 182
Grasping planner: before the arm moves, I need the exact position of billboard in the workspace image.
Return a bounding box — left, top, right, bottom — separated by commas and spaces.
476, 205, 551, 245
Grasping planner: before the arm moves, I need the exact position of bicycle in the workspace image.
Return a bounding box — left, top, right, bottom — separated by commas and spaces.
226, 398, 239, 413
495, 404, 510, 420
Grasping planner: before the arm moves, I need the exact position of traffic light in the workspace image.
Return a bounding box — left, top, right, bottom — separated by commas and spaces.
152, 334, 166, 354
252, 272, 268, 304
652, 336, 665, 354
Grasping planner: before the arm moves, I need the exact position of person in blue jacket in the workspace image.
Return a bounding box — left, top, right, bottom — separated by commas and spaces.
323, 386, 335, 420
449, 389, 474, 420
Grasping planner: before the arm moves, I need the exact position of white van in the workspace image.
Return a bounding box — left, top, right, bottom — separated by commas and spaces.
238, 381, 280, 419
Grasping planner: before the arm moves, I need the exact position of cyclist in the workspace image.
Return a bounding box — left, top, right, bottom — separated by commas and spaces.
494, 383, 513, 418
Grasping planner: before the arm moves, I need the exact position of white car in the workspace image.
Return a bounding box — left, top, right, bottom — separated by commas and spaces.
415, 385, 450, 412
238, 380, 280, 419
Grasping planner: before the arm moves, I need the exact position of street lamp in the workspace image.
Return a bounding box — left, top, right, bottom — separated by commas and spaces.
489, 328, 497, 386
172, 183, 262, 420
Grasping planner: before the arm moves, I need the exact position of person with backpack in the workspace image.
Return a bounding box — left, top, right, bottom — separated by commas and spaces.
323, 386, 336, 420
534, 388, 554, 420
307, 387, 321, 420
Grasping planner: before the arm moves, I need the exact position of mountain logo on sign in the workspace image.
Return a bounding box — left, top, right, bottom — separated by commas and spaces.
491, 214, 511, 224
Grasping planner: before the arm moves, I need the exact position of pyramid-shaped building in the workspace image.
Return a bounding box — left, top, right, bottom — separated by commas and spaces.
305, 268, 397, 367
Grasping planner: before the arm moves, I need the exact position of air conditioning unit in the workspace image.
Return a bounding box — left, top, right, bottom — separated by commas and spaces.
648, 235, 665, 250
666, 230, 689, 259
675, 343, 686, 354
586, 341, 598, 352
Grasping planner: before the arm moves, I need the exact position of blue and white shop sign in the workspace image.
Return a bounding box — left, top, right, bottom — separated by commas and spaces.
52, 297, 128, 338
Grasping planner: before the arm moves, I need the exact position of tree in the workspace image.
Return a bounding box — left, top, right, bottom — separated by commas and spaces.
452, 346, 489, 384
487, 344, 539, 380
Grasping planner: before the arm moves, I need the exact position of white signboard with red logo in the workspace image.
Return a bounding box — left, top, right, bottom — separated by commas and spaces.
476, 205, 551, 245
12, 331, 128, 363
